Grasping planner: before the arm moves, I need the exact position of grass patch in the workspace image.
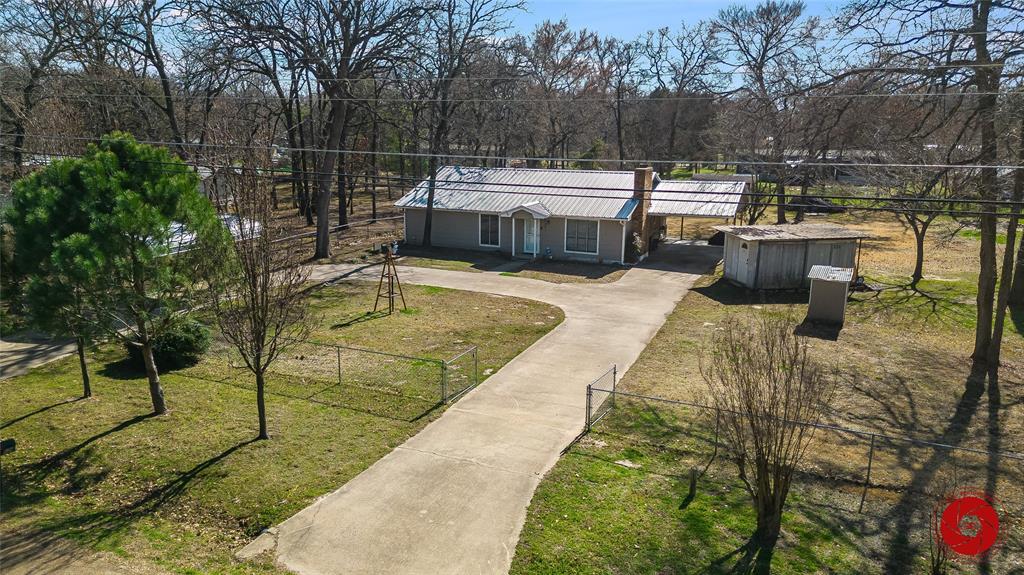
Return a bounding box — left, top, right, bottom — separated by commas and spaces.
511, 412, 867, 575
512, 213, 1024, 574
502, 261, 628, 284
1, 281, 563, 574
958, 228, 1008, 245
395, 246, 509, 273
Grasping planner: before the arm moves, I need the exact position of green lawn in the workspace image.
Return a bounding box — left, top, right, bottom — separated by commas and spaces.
0, 281, 563, 574
510, 409, 868, 575
512, 223, 1024, 575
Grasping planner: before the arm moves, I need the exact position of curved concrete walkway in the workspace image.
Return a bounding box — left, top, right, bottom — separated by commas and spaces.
244, 246, 722, 575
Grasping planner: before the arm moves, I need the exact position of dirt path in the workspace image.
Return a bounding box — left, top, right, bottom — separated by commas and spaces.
240, 245, 722, 575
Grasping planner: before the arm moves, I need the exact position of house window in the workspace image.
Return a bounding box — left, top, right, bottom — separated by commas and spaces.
565, 219, 598, 254
480, 214, 500, 246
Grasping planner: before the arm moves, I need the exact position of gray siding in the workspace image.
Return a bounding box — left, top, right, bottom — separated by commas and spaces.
724, 237, 858, 289
404, 208, 625, 263
403, 208, 503, 252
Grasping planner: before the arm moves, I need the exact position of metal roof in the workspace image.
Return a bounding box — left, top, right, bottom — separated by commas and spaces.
395, 166, 639, 220
807, 265, 854, 282
713, 224, 870, 242
648, 180, 745, 218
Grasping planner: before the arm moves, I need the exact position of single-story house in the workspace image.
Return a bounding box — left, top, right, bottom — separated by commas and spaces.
396, 166, 746, 264
714, 224, 870, 289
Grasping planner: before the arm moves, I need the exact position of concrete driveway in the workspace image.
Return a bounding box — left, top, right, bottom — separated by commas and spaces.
1, 336, 77, 380
243, 244, 721, 575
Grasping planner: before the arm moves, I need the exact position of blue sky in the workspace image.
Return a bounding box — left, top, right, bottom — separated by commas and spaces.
511, 0, 841, 39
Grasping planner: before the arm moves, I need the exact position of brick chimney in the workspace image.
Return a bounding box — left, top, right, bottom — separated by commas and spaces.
630, 166, 654, 260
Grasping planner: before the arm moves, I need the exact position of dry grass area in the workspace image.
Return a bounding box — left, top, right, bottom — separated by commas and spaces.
514, 212, 1024, 574
503, 260, 628, 284
663, 215, 735, 240
266, 184, 406, 265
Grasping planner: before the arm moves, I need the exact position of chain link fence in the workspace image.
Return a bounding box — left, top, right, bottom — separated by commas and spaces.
575, 376, 1024, 571
185, 336, 479, 421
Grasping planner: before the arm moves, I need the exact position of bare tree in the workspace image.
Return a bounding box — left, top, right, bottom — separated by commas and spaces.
419, 0, 524, 246
712, 1, 821, 225
0, 0, 109, 170
644, 22, 719, 175
595, 36, 645, 170
700, 313, 837, 557
206, 147, 312, 440
840, 0, 1024, 368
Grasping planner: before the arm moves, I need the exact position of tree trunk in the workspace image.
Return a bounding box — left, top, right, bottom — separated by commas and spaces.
970, 5, 1000, 366
615, 90, 625, 171
1011, 238, 1024, 306
423, 153, 439, 247
754, 496, 783, 549
255, 370, 269, 440
909, 217, 932, 289
775, 180, 787, 224
795, 178, 808, 223
141, 341, 167, 415
76, 335, 91, 399
1007, 113, 1024, 307
314, 99, 348, 259
337, 160, 348, 228
988, 113, 1024, 364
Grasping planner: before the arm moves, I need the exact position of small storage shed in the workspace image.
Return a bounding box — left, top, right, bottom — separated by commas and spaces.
714, 224, 869, 289
806, 265, 854, 324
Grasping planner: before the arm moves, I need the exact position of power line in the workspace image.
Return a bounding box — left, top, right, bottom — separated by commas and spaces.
9, 147, 1023, 208
6, 149, 1023, 218
8, 134, 1024, 171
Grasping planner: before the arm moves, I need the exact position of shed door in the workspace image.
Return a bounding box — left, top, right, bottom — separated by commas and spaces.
737, 240, 750, 285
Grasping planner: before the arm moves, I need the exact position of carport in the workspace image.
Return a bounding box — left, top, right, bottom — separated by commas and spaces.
647, 179, 747, 242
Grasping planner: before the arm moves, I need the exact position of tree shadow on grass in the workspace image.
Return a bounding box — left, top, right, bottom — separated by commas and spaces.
331, 310, 391, 329
13, 437, 258, 558
880, 362, 990, 575
0, 397, 84, 430
693, 279, 808, 306
847, 281, 974, 327
697, 536, 775, 575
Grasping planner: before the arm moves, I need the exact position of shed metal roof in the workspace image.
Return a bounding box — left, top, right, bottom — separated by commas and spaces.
713, 224, 870, 242
649, 180, 745, 218
395, 166, 639, 220
807, 265, 854, 282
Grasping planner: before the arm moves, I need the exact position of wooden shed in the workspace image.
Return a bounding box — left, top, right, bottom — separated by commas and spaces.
713, 224, 869, 289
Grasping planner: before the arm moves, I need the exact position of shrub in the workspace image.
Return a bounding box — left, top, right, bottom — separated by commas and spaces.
126, 319, 211, 371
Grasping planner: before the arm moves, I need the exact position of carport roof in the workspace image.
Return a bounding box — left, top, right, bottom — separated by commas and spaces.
713, 224, 870, 242
648, 180, 745, 218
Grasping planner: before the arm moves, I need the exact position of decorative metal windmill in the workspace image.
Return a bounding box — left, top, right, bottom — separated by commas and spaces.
374, 241, 406, 314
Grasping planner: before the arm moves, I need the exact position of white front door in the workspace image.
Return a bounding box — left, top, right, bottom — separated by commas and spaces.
524, 219, 537, 254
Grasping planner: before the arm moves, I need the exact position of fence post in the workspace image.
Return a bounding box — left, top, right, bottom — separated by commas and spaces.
585, 384, 593, 431
859, 434, 876, 513
473, 347, 479, 388
611, 364, 617, 407
441, 361, 448, 404
336, 347, 342, 385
